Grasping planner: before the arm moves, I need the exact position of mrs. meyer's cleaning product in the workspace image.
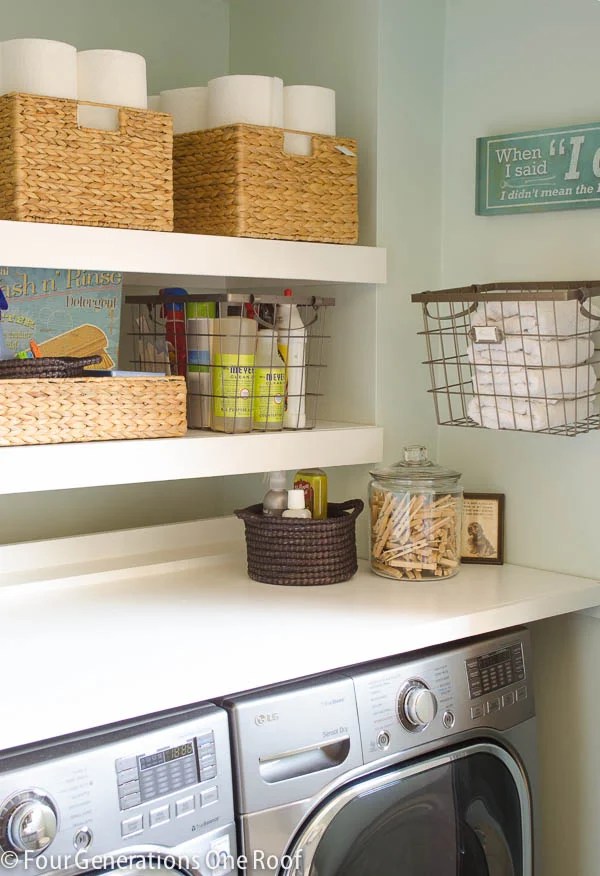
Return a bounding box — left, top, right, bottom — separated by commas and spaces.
253, 329, 285, 431
211, 316, 257, 433
275, 289, 307, 429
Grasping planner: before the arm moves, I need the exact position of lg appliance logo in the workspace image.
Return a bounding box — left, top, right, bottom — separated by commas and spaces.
254, 712, 279, 726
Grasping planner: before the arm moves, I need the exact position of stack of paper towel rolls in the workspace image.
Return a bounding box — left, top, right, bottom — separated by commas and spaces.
0, 42, 338, 144
157, 75, 336, 149
0, 38, 149, 132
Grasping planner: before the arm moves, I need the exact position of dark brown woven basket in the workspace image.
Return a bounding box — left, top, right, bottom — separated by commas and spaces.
0, 355, 101, 379
235, 499, 364, 586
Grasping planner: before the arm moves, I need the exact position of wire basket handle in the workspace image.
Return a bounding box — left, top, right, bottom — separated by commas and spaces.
253, 295, 326, 330
577, 288, 600, 322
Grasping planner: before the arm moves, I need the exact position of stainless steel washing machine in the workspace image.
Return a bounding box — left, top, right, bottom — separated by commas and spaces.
0, 704, 237, 876
224, 628, 538, 875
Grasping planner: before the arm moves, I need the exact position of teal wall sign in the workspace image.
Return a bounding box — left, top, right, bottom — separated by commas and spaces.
476, 122, 600, 215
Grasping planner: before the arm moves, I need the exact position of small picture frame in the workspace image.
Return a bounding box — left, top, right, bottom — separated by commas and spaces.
461, 493, 505, 565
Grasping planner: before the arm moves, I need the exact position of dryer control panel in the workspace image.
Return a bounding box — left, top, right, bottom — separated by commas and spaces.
0, 705, 236, 876
350, 628, 534, 764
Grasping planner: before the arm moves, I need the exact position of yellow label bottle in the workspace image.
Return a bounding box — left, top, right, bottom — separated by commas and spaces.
293, 468, 328, 519
211, 316, 257, 433
252, 329, 285, 431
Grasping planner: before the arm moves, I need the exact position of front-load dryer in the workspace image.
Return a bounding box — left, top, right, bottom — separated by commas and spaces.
0, 704, 237, 876
224, 628, 538, 875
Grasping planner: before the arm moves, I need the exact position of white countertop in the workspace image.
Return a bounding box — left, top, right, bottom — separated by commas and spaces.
2, 516, 599, 752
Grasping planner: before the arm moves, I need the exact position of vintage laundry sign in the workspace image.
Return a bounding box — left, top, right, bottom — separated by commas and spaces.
476, 122, 600, 215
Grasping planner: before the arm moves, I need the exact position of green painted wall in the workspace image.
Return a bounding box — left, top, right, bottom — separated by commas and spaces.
376, 0, 443, 462
0, 0, 229, 91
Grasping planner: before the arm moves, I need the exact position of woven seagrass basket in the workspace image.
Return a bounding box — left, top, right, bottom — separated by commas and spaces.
0, 376, 186, 446
0, 93, 173, 231
0, 355, 101, 379
173, 124, 358, 243
235, 499, 364, 586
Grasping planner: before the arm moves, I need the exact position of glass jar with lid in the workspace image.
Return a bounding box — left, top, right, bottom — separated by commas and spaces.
369, 446, 462, 580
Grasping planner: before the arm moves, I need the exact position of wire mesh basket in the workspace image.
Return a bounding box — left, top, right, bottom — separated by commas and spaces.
411, 282, 600, 437
125, 290, 334, 433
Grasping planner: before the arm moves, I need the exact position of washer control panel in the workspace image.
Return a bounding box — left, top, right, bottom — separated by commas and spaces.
115, 732, 216, 811
466, 642, 525, 699
0, 705, 236, 875
349, 629, 534, 764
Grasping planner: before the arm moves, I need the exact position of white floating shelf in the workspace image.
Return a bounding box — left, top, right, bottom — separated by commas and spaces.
0, 221, 386, 287
0, 422, 383, 495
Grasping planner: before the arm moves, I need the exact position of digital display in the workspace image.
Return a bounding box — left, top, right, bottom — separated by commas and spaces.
165, 743, 193, 762
478, 648, 511, 670
139, 741, 194, 771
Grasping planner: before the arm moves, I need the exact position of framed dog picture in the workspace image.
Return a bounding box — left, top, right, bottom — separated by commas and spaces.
461, 493, 505, 565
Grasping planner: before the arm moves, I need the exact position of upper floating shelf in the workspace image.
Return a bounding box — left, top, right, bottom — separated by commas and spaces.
0, 221, 387, 287
0, 422, 384, 495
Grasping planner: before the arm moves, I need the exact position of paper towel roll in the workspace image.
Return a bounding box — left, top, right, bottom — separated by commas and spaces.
147, 94, 161, 111
283, 85, 336, 135
2, 39, 77, 99
160, 86, 207, 134
207, 75, 283, 128
77, 49, 147, 131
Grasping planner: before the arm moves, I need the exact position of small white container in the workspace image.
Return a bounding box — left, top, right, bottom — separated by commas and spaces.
282, 489, 312, 518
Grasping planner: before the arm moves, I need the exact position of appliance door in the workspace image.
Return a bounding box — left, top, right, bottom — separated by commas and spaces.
97, 865, 192, 876
283, 742, 531, 876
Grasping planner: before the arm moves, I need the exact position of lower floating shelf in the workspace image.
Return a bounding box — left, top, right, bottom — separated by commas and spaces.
0, 421, 384, 495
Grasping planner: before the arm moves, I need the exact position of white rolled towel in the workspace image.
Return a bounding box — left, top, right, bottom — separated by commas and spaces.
471, 298, 596, 336
468, 395, 597, 431
472, 363, 597, 399
468, 335, 594, 367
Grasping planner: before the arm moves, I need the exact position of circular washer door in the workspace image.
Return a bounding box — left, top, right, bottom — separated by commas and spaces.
282, 742, 532, 876
94, 861, 196, 876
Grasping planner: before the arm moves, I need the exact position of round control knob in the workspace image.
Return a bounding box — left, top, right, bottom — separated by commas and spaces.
399, 682, 438, 730
1, 795, 58, 856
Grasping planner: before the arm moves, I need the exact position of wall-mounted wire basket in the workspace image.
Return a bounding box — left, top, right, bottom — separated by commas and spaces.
411, 282, 600, 437
125, 291, 334, 433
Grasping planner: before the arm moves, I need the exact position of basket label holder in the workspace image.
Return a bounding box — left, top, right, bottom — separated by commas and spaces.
469, 325, 505, 344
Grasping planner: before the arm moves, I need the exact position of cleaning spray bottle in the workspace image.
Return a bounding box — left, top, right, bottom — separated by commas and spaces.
275, 289, 307, 429
0, 289, 9, 359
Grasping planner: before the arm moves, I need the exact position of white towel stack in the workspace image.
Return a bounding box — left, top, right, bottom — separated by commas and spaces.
468, 299, 598, 430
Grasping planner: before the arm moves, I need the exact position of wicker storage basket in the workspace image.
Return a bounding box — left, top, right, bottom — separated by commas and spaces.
0, 355, 101, 379
173, 124, 358, 243
0, 376, 186, 446
235, 499, 364, 586
0, 93, 173, 231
